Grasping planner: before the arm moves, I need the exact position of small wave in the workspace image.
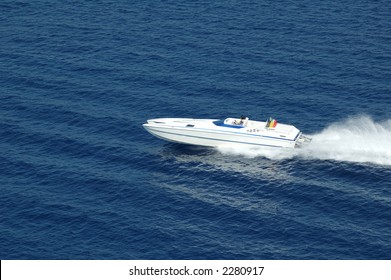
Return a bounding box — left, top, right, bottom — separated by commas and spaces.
217, 116, 391, 166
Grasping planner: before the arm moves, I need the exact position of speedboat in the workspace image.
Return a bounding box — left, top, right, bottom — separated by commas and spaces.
143, 116, 311, 149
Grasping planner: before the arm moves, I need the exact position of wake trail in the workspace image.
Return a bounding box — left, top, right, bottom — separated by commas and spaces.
302, 116, 391, 166
217, 116, 391, 166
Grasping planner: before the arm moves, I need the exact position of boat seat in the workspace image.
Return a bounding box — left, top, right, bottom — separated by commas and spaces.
243, 117, 249, 127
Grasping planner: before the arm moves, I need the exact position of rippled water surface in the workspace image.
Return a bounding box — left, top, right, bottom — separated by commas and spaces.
1, 0, 391, 259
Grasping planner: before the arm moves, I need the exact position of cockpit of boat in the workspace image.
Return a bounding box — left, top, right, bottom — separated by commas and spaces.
213, 117, 249, 128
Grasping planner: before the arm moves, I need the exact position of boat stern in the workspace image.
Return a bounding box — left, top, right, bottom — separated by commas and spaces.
295, 133, 312, 148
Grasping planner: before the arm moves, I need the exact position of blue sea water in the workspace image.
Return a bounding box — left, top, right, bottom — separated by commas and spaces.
1, 0, 391, 260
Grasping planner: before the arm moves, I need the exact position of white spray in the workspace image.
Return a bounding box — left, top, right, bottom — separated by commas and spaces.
217, 116, 391, 166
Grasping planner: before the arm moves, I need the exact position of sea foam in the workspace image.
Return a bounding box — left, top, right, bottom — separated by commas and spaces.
217, 116, 391, 166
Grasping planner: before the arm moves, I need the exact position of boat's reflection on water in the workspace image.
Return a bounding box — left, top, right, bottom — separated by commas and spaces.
157, 143, 294, 183
159, 143, 216, 157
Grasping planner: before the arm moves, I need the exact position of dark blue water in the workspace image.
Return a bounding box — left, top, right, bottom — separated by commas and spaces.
1, 0, 391, 259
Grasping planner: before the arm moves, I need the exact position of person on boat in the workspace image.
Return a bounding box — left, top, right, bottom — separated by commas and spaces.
235, 116, 246, 125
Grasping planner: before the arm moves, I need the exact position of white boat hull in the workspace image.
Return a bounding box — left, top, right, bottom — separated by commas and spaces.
143, 118, 309, 149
